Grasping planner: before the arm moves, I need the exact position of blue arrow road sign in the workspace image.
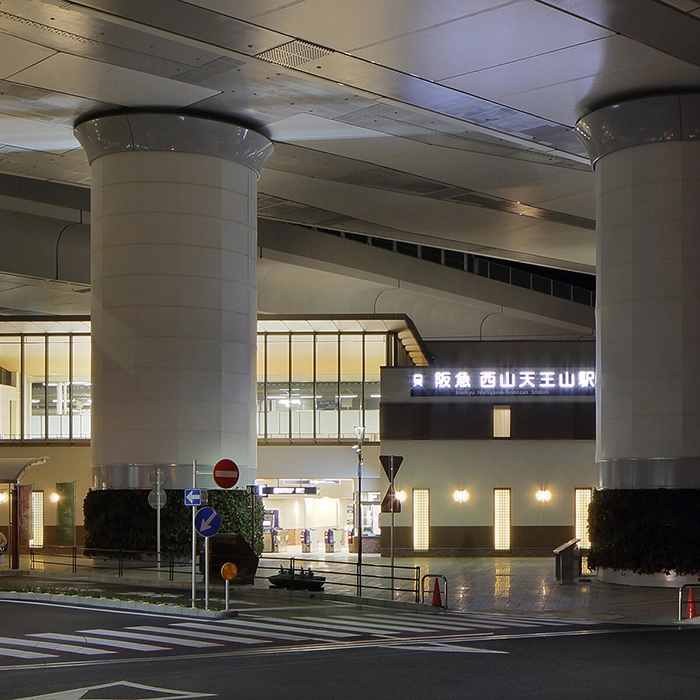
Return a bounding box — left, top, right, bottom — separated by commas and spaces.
184, 488, 201, 506
195, 506, 220, 537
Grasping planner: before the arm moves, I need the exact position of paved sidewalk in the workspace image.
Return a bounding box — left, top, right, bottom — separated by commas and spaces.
0, 552, 688, 625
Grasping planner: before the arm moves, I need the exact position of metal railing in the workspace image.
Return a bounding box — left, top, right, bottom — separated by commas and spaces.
28, 545, 189, 582
257, 555, 421, 603
24, 546, 424, 605
322, 229, 595, 307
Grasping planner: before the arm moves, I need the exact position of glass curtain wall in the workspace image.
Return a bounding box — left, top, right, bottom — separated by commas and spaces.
0, 334, 91, 442
258, 332, 388, 443
2, 329, 390, 444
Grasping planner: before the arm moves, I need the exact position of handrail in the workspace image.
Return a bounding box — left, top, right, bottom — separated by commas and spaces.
678, 583, 698, 621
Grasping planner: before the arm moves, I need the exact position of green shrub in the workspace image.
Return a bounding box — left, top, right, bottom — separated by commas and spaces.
83, 489, 264, 556
588, 489, 700, 575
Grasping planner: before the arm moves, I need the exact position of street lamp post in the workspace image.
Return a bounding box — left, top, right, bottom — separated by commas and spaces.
354, 426, 365, 597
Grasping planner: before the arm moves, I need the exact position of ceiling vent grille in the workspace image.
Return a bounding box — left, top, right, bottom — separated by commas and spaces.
175, 56, 246, 85
255, 40, 332, 68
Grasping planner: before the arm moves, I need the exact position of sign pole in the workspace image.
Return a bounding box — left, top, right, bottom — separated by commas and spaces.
390, 456, 395, 598
204, 536, 210, 610
156, 468, 162, 574
191, 460, 197, 608
194, 505, 221, 612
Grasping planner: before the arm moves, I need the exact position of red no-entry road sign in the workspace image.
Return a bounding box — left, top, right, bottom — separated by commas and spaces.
213, 459, 240, 489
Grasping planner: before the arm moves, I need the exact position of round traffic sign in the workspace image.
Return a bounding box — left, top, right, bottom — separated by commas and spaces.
148, 489, 167, 510
213, 458, 240, 489
195, 506, 221, 537
221, 562, 238, 581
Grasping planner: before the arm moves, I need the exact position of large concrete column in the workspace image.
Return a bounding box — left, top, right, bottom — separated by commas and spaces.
576, 94, 700, 583
577, 94, 700, 488
74, 113, 273, 489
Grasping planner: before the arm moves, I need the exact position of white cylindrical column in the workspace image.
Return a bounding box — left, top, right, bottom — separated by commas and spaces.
74, 113, 273, 488
576, 94, 700, 487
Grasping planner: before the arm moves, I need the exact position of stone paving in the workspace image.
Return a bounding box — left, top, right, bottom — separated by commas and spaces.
1, 550, 688, 625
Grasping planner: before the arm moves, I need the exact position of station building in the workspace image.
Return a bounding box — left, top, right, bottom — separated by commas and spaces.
1, 2, 699, 583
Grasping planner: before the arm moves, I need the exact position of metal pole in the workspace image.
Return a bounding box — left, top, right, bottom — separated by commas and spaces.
191, 460, 197, 608
357, 452, 362, 596
250, 486, 256, 551
390, 456, 395, 599
354, 426, 365, 597
11, 481, 19, 570
205, 536, 210, 610
156, 468, 162, 573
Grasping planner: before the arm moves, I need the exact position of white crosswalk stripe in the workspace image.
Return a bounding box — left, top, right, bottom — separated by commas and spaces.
30, 632, 169, 652
0, 634, 111, 656
0, 607, 595, 662
75, 628, 222, 648
0, 646, 55, 659
217, 617, 357, 639
175, 621, 315, 642
127, 625, 269, 645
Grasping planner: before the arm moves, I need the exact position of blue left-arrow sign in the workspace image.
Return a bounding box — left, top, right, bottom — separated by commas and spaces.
195, 506, 220, 537
184, 488, 201, 506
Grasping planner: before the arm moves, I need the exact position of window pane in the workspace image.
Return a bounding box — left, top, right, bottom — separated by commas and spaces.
340, 335, 363, 439
363, 336, 385, 441
413, 488, 430, 551
29, 490, 44, 548
71, 336, 91, 439
575, 488, 593, 549
257, 335, 266, 438
494, 488, 511, 550
25, 337, 46, 440
291, 334, 314, 438
315, 335, 339, 439
265, 335, 290, 438
493, 405, 511, 438
0, 336, 21, 439
48, 336, 71, 439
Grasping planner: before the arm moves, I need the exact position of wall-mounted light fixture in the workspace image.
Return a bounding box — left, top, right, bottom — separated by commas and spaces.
50, 492, 61, 503
536, 489, 552, 502
453, 489, 469, 503
395, 490, 407, 503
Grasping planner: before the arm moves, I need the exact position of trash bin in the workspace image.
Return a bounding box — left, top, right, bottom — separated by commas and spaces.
553, 538, 580, 585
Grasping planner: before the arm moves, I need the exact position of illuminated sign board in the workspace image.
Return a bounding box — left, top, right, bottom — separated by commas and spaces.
411, 369, 596, 397
261, 486, 319, 495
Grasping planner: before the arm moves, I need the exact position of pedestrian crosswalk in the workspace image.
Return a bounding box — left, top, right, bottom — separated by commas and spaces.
0, 608, 592, 661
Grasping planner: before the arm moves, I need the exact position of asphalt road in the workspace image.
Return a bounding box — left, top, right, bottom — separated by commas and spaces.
1, 600, 698, 700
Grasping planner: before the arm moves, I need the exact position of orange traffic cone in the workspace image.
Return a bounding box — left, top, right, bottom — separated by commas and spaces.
431, 577, 442, 607
687, 587, 696, 619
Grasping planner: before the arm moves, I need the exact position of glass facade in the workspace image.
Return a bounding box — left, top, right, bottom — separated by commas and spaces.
1, 325, 402, 444
257, 331, 388, 443
0, 334, 91, 442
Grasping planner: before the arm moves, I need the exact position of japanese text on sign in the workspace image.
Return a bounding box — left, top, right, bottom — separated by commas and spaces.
411, 369, 596, 397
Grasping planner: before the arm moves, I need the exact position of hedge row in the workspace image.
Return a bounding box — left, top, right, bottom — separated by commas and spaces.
588, 489, 700, 576
83, 489, 264, 555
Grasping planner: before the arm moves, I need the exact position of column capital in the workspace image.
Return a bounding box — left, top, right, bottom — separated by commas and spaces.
74, 112, 273, 177
575, 93, 700, 167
